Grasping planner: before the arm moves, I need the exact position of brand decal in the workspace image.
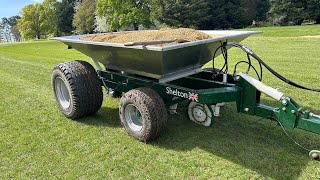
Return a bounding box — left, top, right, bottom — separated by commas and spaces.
166, 87, 198, 102
188, 92, 198, 102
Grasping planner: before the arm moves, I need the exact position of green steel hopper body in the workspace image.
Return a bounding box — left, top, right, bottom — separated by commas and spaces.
51, 30, 320, 160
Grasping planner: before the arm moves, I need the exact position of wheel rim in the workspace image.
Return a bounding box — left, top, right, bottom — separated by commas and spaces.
192, 105, 207, 122
124, 104, 143, 132
309, 150, 320, 161
55, 77, 71, 109
188, 102, 213, 126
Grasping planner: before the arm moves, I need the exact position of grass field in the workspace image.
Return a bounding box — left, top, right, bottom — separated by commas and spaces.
0, 25, 320, 179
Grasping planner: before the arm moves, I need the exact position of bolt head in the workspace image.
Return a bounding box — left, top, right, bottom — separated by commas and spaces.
282, 99, 287, 105
244, 108, 249, 112
282, 107, 286, 111
291, 110, 296, 114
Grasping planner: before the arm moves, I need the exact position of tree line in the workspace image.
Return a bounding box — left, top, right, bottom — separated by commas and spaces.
0, 16, 22, 42
1, 0, 320, 42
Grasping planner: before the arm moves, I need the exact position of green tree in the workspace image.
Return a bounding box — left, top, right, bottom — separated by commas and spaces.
95, 16, 109, 33
41, 0, 59, 34
1, 18, 12, 42
308, 0, 320, 24
73, 0, 96, 34
56, 0, 76, 35
18, 4, 43, 39
18, 1, 57, 40
241, 0, 270, 24
224, 0, 247, 28
269, 0, 307, 25
96, 0, 153, 31
0, 23, 2, 42
216, 0, 269, 29
152, 0, 211, 29
152, 0, 270, 30
255, 0, 271, 21
205, 0, 227, 29
3, 16, 22, 42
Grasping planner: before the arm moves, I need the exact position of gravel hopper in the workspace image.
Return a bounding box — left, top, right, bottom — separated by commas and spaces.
51, 30, 320, 161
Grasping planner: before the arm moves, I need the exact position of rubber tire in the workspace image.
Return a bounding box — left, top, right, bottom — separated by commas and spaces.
51, 60, 103, 119
119, 88, 168, 142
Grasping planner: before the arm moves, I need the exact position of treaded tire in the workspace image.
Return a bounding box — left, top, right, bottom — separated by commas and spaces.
51, 60, 103, 119
119, 88, 168, 142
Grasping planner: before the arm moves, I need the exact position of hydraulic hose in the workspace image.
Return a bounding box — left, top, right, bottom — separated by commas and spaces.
225, 42, 320, 93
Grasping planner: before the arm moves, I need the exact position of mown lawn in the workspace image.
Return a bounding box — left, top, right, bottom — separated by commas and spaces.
0, 25, 319, 179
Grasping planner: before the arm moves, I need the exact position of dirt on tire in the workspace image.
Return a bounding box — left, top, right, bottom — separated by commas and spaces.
119, 87, 168, 142
80, 28, 220, 46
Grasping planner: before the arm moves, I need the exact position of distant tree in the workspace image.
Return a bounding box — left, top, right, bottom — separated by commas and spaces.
5, 16, 22, 42
241, 0, 270, 24
307, 0, 320, 24
152, 0, 211, 29
152, 0, 270, 29
224, 0, 247, 28
73, 0, 96, 34
269, 0, 307, 25
0, 16, 22, 42
255, 0, 271, 21
269, 0, 320, 25
95, 16, 109, 33
18, 4, 43, 39
0, 18, 12, 42
18, 2, 57, 40
96, 0, 153, 31
56, 0, 76, 35
0, 23, 2, 42
204, 0, 227, 29
41, 0, 59, 34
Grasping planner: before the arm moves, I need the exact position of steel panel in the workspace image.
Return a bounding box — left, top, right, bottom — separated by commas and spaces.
52, 30, 260, 82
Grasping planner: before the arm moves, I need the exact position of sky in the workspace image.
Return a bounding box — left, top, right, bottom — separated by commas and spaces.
0, 0, 44, 19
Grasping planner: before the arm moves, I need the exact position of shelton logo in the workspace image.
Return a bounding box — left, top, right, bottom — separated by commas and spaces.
166, 87, 199, 102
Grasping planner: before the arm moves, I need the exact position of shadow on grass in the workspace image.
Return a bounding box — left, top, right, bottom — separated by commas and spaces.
77, 106, 121, 127
152, 101, 320, 179
79, 100, 320, 179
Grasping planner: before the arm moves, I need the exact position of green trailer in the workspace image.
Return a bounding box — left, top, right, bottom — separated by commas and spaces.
51, 30, 320, 161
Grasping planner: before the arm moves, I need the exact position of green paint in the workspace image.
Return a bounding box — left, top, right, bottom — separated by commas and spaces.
297, 117, 320, 134
97, 59, 320, 136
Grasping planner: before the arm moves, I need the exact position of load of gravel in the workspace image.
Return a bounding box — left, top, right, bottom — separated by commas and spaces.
80, 28, 220, 46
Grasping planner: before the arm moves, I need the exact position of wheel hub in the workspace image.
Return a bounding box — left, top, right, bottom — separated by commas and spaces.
192, 106, 207, 123
125, 104, 143, 132
309, 150, 320, 161
188, 102, 213, 127
55, 77, 71, 109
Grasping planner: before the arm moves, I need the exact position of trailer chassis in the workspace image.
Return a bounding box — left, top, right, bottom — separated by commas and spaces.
97, 67, 320, 135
